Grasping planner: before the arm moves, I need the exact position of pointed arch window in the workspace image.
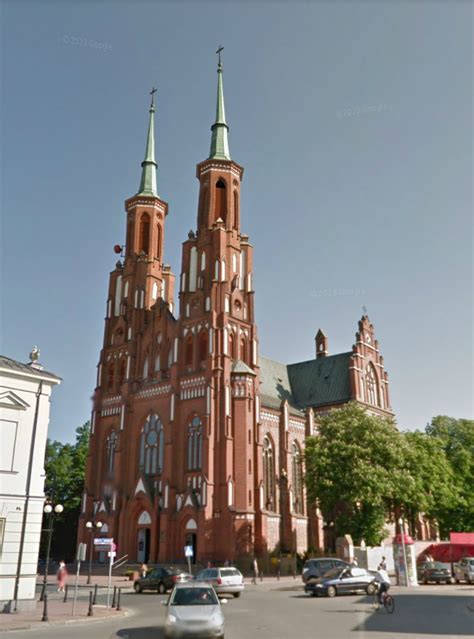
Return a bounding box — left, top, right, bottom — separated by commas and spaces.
229, 332, 236, 359
156, 224, 162, 260
187, 416, 203, 470
240, 337, 247, 363
185, 335, 194, 368
139, 212, 150, 253
106, 430, 117, 474
366, 363, 380, 406
263, 436, 276, 511
198, 332, 208, 363
107, 362, 115, 391
139, 415, 164, 475
233, 190, 239, 229
117, 359, 126, 387
214, 179, 227, 223
292, 441, 304, 514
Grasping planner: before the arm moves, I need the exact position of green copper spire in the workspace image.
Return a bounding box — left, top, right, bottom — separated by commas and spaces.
138, 88, 158, 196
209, 47, 231, 160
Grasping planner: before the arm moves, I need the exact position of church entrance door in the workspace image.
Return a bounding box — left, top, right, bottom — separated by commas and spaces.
137, 528, 151, 563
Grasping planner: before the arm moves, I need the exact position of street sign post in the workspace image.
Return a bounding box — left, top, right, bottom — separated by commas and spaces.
106, 538, 114, 608
72, 543, 87, 616
184, 545, 193, 575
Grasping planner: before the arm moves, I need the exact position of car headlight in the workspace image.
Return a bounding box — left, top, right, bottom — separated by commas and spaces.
167, 614, 177, 625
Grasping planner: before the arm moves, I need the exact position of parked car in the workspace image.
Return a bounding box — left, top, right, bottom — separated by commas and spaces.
417, 561, 452, 585
163, 582, 226, 638
134, 566, 192, 594
195, 566, 245, 597
454, 557, 474, 584
302, 558, 351, 584
305, 566, 377, 597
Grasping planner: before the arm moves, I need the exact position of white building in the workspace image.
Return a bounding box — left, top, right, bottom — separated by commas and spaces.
0, 351, 60, 611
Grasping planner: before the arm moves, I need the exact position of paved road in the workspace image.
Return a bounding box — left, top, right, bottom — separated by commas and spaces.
8, 582, 474, 638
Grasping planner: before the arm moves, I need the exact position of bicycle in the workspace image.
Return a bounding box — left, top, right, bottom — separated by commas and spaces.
372, 585, 395, 614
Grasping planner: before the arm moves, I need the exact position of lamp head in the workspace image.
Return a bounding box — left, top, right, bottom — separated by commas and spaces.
54, 504, 64, 514
85, 521, 93, 529
96, 521, 103, 529
43, 504, 53, 514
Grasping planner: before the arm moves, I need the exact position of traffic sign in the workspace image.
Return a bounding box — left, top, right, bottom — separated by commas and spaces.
185, 545, 193, 558
108, 551, 117, 558
94, 537, 113, 546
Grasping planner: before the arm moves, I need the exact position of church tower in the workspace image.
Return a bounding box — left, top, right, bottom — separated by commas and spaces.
175, 50, 260, 560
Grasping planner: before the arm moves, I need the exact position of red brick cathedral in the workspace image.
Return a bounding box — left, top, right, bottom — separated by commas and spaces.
79, 58, 393, 565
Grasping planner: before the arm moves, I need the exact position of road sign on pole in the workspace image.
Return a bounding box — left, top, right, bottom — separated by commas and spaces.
185, 545, 193, 576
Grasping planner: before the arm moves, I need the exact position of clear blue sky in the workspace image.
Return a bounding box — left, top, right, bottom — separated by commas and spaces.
2, 1, 472, 442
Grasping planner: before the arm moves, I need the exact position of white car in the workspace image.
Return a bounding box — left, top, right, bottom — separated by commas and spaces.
163, 582, 226, 638
195, 566, 245, 597
454, 557, 474, 584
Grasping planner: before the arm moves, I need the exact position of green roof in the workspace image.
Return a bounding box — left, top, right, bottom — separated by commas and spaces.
287, 352, 352, 408
258, 356, 302, 415
258, 352, 352, 413
209, 61, 231, 160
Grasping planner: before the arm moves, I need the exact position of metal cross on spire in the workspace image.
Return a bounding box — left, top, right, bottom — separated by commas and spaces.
150, 86, 157, 108
216, 45, 224, 65
362, 305, 368, 316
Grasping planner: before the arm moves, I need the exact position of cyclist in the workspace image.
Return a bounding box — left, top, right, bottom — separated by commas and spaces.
374, 566, 391, 604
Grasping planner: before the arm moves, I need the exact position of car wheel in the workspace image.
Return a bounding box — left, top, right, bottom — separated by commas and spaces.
423, 577, 428, 585
326, 586, 337, 598
158, 582, 167, 594
233, 592, 241, 598
455, 578, 460, 584
134, 582, 142, 593
469, 578, 474, 585
366, 583, 376, 596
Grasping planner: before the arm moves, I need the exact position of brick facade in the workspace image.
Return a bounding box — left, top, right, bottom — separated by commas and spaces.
79, 66, 395, 565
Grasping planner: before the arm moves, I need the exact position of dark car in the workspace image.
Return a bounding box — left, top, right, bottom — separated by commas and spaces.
134, 566, 192, 594
302, 557, 351, 584
417, 561, 452, 585
305, 566, 377, 598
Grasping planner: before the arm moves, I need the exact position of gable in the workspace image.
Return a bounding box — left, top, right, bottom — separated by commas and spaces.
0, 391, 29, 410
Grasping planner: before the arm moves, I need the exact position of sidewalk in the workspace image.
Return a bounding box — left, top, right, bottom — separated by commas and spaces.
0, 597, 127, 633
0, 577, 133, 633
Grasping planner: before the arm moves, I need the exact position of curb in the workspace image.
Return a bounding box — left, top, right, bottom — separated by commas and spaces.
0, 608, 128, 633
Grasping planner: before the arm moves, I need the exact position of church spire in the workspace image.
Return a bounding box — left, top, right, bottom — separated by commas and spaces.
138, 88, 158, 196
209, 47, 231, 161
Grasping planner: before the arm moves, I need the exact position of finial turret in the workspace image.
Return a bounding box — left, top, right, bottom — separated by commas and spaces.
137, 88, 158, 196
209, 47, 231, 161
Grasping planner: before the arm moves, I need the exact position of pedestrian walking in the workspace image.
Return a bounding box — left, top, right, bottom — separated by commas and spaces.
140, 563, 148, 578
251, 558, 259, 585
377, 556, 387, 571
56, 561, 68, 592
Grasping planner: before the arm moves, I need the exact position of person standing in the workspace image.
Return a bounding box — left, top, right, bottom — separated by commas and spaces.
56, 561, 68, 592
251, 558, 259, 585
140, 563, 148, 578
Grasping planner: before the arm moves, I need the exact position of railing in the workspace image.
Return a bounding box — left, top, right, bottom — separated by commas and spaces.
113, 554, 129, 570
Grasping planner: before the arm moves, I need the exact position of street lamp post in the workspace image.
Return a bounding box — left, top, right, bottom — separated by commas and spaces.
85, 521, 103, 585
398, 516, 409, 587
40, 503, 64, 601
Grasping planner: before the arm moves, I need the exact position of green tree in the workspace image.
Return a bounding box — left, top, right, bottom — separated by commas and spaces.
41, 422, 90, 562
304, 403, 410, 545
401, 430, 456, 537
425, 416, 474, 534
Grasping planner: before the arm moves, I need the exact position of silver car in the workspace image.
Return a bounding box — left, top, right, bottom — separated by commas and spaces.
195, 567, 245, 597
163, 582, 226, 638
454, 557, 474, 584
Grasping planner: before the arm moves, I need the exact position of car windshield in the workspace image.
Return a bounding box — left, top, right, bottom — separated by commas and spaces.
468, 560, 474, 566
426, 562, 444, 569
170, 587, 218, 606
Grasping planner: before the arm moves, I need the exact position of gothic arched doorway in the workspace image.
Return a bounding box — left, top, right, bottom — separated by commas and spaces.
136, 511, 152, 563
185, 518, 197, 564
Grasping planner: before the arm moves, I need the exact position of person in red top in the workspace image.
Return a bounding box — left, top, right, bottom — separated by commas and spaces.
56, 561, 68, 592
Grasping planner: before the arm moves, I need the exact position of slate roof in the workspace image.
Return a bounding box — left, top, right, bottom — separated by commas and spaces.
258, 352, 352, 414
258, 356, 302, 415
232, 360, 256, 375
287, 352, 352, 409
0, 355, 61, 381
